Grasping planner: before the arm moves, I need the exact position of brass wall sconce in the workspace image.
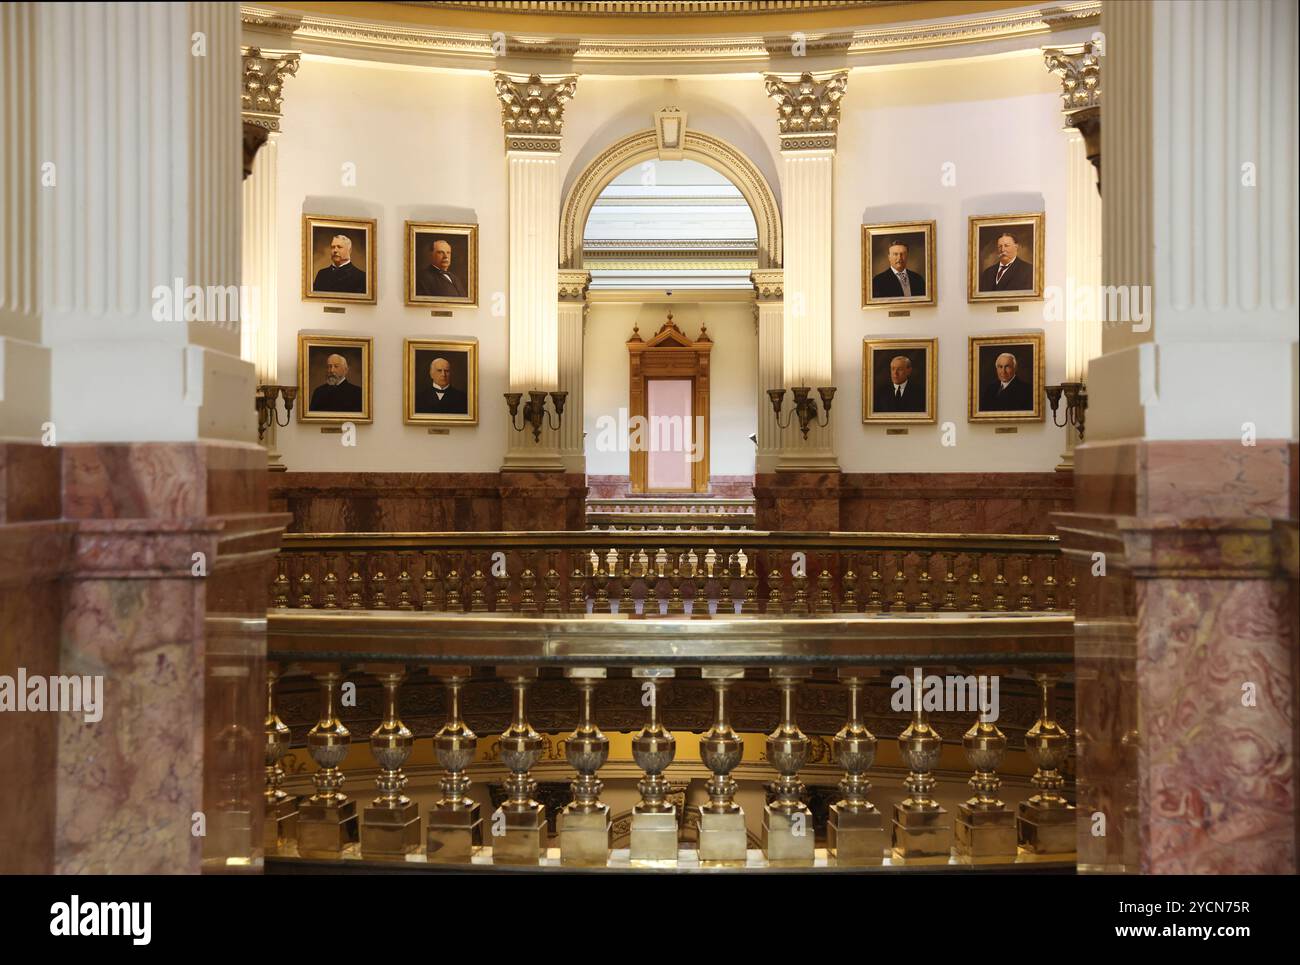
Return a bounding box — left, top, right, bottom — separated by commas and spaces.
505, 390, 568, 442
256, 385, 297, 442
1045, 381, 1087, 441
768, 386, 835, 439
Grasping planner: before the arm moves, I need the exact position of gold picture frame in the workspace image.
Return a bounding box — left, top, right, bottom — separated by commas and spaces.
861, 220, 936, 309
967, 212, 1044, 303
302, 215, 377, 303
297, 333, 373, 424
405, 221, 479, 307
862, 337, 938, 424
403, 337, 479, 427
968, 332, 1045, 422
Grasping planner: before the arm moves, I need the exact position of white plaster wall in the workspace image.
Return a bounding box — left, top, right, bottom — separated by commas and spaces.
584, 300, 756, 477
833, 50, 1070, 471
272, 55, 1069, 472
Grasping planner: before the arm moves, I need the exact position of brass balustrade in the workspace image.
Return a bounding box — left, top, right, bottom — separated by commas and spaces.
274, 530, 1069, 617
264, 609, 1075, 871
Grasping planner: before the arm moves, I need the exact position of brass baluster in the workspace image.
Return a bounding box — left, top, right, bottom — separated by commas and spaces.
296, 553, 316, 608
569, 557, 587, 614
361, 668, 420, 858
954, 667, 1016, 865
630, 668, 678, 863
1067, 568, 1077, 611
272, 557, 290, 609
519, 551, 539, 614
395, 554, 414, 610
814, 552, 834, 615
939, 552, 958, 611
297, 668, 358, 857
494, 550, 512, 612
691, 549, 709, 618
697, 667, 746, 866
891, 667, 951, 865
346, 553, 364, 609
840, 552, 860, 612
544, 551, 562, 614
492, 668, 546, 864
421, 551, 441, 611
991, 554, 1009, 610
559, 669, 610, 866
321, 552, 340, 609
828, 669, 886, 866
1017, 554, 1035, 610
593, 549, 611, 613
1016, 672, 1076, 859
717, 552, 735, 615
763, 669, 814, 866
891, 551, 907, 611
263, 666, 298, 853
741, 551, 758, 614
370, 554, 389, 609
915, 551, 934, 612
667, 554, 685, 615
1043, 554, 1060, 610
426, 669, 481, 862
790, 554, 810, 615
617, 552, 635, 615
766, 565, 785, 615
469, 551, 489, 612
866, 552, 884, 612
967, 553, 985, 611
444, 551, 463, 612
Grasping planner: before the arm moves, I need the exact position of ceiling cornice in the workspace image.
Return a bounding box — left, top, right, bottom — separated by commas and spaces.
240, 2, 1101, 75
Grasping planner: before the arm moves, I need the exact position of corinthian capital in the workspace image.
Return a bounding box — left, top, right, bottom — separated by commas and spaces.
1043, 42, 1101, 119
493, 73, 578, 152
764, 71, 848, 151
241, 46, 300, 133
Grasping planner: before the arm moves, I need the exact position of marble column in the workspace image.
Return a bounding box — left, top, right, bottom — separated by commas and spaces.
1062, 0, 1298, 874
1044, 43, 1103, 470
764, 72, 846, 473
556, 269, 590, 474
240, 46, 299, 469
495, 73, 576, 474
5, 2, 291, 874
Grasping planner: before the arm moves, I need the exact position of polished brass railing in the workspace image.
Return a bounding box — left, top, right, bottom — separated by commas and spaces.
263, 609, 1076, 870
273, 530, 1071, 615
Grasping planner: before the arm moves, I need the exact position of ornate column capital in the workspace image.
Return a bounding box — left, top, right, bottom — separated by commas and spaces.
763, 71, 848, 151
751, 268, 785, 302
241, 47, 300, 133
494, 73, 578, 153
557, 269, 591, 302
1043, 42, 1101, 191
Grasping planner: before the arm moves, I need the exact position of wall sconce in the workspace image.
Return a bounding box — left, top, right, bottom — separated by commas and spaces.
767, 386, 835, 439
505, 390, 567, 442
256, 385, 297, 442
1045, 381, 1087, 441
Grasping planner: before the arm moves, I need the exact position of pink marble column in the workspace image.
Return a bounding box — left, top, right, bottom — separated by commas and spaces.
1057, 439, 1297, 874
55, 442, 288, 873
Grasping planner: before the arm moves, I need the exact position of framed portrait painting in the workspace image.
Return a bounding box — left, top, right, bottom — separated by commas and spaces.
406, 222, 478, 308
968, 333, 1044, 422
968, 213, 1044, 303
861, 221, 936, 309
862, 337, 937, 424
297, 333, 373, 424
404, 337, 478, 427
302, 215, 376, 303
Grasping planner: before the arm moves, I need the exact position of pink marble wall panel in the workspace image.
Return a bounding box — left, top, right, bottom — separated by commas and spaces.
499, 473, 587, 531
0, 442, 61, 522
1138, 578, 1295, 873
753, 472, 841, 532
838, 472, 1073, 534
271, 472, 506, 532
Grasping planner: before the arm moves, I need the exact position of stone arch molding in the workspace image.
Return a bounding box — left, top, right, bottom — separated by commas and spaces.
559, 128, 782, 270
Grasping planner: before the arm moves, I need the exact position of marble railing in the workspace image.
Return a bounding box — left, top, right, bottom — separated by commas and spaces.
263, 610, 1076, 869
272, 530, 1070, 615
